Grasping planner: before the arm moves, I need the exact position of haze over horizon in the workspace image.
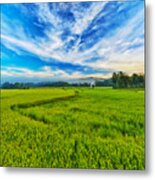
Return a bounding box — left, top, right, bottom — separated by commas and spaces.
1, 1, 144, 83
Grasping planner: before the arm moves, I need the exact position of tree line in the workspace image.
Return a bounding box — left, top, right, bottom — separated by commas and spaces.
112, 71, 145, 89
1, 81, 93, 89
1, 82, 30, 89
1, 72, 144, 89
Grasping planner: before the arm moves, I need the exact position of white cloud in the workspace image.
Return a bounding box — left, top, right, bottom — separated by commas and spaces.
1, 66, 82, 80
37, 3, 61, 29
1, 65, 113, 81
1, 2, 144, 79
72, 2, 107, 35
1, 66, 54, 78
1, 34, 64, 62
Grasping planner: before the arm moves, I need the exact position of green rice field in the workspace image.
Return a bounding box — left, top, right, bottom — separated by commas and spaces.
0, 87, 145, 169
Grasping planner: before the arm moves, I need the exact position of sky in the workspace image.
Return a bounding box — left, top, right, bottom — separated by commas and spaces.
1, 0, 145, 83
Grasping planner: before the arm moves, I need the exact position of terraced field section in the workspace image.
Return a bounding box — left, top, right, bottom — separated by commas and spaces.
1, 87, 145, 169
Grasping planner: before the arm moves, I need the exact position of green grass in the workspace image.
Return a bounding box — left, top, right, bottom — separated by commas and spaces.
0, 87, 145, 169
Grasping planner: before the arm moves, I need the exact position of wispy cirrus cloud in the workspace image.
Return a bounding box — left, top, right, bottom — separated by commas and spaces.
1, 1, 144, 82
1, 65, 112, 84
1, 65, 100, 82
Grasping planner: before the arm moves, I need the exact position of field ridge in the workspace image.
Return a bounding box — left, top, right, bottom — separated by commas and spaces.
11, 91, 78, 110
10, 92, 79, 124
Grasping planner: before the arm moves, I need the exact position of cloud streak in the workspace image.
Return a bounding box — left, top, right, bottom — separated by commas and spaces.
1, 1, 144, 82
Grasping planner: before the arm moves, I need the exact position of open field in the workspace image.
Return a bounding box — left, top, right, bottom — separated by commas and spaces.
0, 87, 145, 169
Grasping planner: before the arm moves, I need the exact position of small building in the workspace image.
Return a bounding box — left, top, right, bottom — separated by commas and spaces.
90, 81, 96, 88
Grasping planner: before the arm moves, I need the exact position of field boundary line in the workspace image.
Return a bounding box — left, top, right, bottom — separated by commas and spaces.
10, 92, 79, 111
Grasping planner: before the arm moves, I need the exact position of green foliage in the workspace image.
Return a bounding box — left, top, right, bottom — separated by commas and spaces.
112, 71, 145, 88
1, 82, 30, 89
1, 87, 144, 169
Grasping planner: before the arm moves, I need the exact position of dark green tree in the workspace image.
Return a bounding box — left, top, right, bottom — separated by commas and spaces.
112, 72, 118, 88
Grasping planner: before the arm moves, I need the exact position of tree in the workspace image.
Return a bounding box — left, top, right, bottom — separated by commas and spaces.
112, 72, 118, 88
111, 72, 144, 89
131, 73, 139, 87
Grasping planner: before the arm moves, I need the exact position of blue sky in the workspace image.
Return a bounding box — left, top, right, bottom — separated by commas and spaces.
1, 1, 144, 83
